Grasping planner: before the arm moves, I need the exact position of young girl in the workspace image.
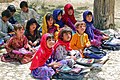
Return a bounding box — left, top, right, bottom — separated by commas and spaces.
30, 33, 65, 80
70, 21, 91, 58
83, 10, 109, 47
54, 27, 79, 67
62, 4, 77, 32
1, 24, 33, 64
42, 13, 59, 40
25, 18, 41, 50
53, 9, 64, 28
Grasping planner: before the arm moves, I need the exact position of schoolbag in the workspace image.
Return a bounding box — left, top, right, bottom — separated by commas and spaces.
83, 46, 107, 59
102, 37, 120, 50
53, 64, 86, 80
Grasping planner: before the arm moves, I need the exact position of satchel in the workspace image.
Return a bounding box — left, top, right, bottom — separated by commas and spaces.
83, 46, 107, 59
53, 64, 85, 80
102, 37, 120, 50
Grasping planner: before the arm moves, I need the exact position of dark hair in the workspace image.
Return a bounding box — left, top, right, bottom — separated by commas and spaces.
7, 5, 16, 12
46, 13, 54, 26
87, 12, 92, 16
58, 10, 63, 16
69, 6, 73, 10
46, 33, 54, 41
20, 1, 28, 8
58, 26, 72, 40
14, 24, 24, 31
1, 10, 11, 18
26, 18, 37, 31
46, 13, 53, 21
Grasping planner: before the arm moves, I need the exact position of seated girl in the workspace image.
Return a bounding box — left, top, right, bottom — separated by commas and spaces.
83, 10, 109, 47
30, 33, 67, 80
25, 18, 41, 50
70, 21, 91, 58
53, 9, 64, 28
54, 27, 80, 67
1, 24, 33, 64
62, 4, 77, 32
42, 13, 59, 40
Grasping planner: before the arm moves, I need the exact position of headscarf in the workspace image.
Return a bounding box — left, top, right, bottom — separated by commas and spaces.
62, 4, 77, 24
54, 27, 72, 51
41, 13, 48, 35
30, 33, 53, 70
83, 10, 94, 40
53, 9, 64, 28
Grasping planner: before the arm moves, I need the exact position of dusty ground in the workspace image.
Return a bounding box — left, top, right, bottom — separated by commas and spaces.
0, 0, 120, 80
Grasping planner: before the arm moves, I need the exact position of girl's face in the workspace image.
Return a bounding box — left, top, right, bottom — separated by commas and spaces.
76, 22, 86, 34
30, 23, 37, 32
68, 9, 73, 16
47, 17, 53, 27
63, 32, 72, 42
57, 13, 62, 20
15, 27, 24, 36
21, 6, 28, 12
86, 15, 92, 22
47, 38, 55, 48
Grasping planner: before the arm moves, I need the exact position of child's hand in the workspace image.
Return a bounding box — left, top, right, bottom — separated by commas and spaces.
79, 49, 82, 53
48, 61, 56, 67
102, 35, 109, 40
29, 41, 33, 46
33, 41, 38, 46
86, 44, 91, 48
79, 49, 84, 58
70, 55, 77, 60
53, 62, 61, 69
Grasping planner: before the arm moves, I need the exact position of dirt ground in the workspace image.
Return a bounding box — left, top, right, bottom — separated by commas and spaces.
0, 0, 120, 80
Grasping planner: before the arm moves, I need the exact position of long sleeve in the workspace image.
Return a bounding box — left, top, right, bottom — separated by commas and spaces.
5, 38, 14, 53
54, 45, 69, 61
92, 25, 102, 35
67, 19, 76, 32
70, 34, 79, 50
20, 12, 26, 25
23, 36, 29, 49
0, 22, 8, 37
32, 9, 40, 22
85, 34, 91, 46
7, 22, 14, 31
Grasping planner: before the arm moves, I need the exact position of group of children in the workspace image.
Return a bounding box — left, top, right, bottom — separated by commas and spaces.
0, 1, 109, 80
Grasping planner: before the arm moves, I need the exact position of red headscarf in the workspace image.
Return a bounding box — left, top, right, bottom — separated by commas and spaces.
30, 33, 53, 70
54, 28, 72, 52
62, 4, 77, 24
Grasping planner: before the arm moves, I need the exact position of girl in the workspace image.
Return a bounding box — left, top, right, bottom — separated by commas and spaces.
25, 18, 41, 50
54, 27, 79, 67
53, 9, 64, 28
1, 24, 33, 64
70, 21, 91, 58
30, 33, 65, 80
83, 10, 109, 47
62, 4, 77, 32
42, 13, 59, 40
